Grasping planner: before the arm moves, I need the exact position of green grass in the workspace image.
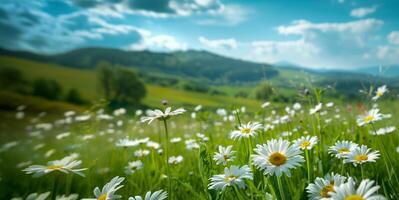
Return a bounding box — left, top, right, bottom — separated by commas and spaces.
0, 96, 398, 199
0, 55, 261, 110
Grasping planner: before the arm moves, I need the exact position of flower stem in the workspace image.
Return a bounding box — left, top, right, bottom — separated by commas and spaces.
360, 164, 365, 179
162, 119, 172, 199
305, 149, 311, 182
276, 176, 286, 200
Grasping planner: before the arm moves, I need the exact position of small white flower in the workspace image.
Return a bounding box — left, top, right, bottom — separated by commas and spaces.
344, 145, 380, 166
293, 102, 301, 110
293, 136, 318, 150
128, 190, 167, 200
329, 140, 358, 159
309, 103, 322, 115
230, 122, 262, 140
329, 177, 386, 200
306, 173, 347, 200
134, 149, 150, 157
208, 165, 253, 191
89, 176, 125, 200
185, 139, 199, 150
116, 138, 139, 148
170, 137, 182, 143
372, 85, 388, 101
140, 107, 186, 124
356, 109, 386, 126
56, 194, 79, 200
213, 145, 236, 166
168, 155, 183, 165
369, 126, 396, 135
125, 160, 143, 175
147, 141, 160, 149
261, 102, 270, 108
252, 138, 304, 177
23, 155, 87, 177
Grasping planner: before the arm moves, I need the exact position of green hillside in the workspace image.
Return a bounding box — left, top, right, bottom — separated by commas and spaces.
0, 55, 261, 109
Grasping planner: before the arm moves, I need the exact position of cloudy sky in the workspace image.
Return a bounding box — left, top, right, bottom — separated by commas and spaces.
1, 0, 399, 69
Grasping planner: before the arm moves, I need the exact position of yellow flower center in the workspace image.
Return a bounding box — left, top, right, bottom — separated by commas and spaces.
98, 193, 108, 200
376, 91, 383, 97
363, 115, 374, 123
338, 148, 350, 153
345, 195, 364, 200
47, 165, 63, 170
224, 175, 237, 183
269, 152, 287, 166
223, 154, 229, 160
355, 154, 368, 162
319, 184, 334, 198
300, 141, 311, 149
241, 128, 251, 134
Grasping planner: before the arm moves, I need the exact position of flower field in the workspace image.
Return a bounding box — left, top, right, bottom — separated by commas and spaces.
1, 87, 398, 200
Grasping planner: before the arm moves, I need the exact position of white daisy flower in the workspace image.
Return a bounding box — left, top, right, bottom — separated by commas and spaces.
252, 138, 304, 177
87, 176, 125, 200
372, 85, 388, 101
230, 122, 262, 140
293, 136, 318, 150
261, 102, 271, 108
309, 103, 322, 115
168, 155, 183, 165
306, 173, 347, 200
125, 160, 144, 175
128, 190, 167, 200
56, 194, 79, 200
356, 109, 386, 126
170, 137, 182, 143
23, 155, 87, 177
146, 141, 160, 149
185, 139, 199, 150
329, 177, 386, 200
140, 107, 186, 124
116, 138, 139, 148
369, 126, 396, 135
329, 140, 359, 159
213, 145, 236, 166
344, 145, 380, 166
21, 191, 51, 200
293, 102, 301, 110
134, 149, 150, 157
208, 165, 253, 191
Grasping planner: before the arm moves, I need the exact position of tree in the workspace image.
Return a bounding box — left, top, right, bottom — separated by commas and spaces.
32, 78, 62, 100
0, 67, 29, 93
65, 88, 85, 105
255, 81, 275, 100
96, 61, 114, 100
113, 68, 146, 104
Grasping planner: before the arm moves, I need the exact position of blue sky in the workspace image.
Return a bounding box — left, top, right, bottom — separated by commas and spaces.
1, 0, 399, 69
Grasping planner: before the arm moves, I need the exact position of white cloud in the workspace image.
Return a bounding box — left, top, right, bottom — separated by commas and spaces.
250, 18, 386, 68
196, 4, 248, 26
277, 19, 383, 35
250, 39, 319, 64
198, 36, 237, 49
128, 34, 187, 51
388, 31, 399, 45
350, 6, 377, 18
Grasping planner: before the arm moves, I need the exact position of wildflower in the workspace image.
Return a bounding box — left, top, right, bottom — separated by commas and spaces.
116, 138, 139, 148
168, 156, 183, 165
372, 85, 388, 101
185, 139, 199, 150
56, 132, 71, 140
147, 141, 160, 149
293, 136, 318, 150
252, 138, 304, 177
88, 176, 125, 200
261, 102, 270, 108
369, 126, 396, 135
140, 107, 186, 124
230, 122, 262, 140
293, 102, 301, 110
329, 140, 358, 159
344, 145, 380, 166
213, 145, 236, 166
125, 161, 143, 175
306, 173, 347, 200
208, 165, 253, 191
309, 103, 322, 115
329, 177, 386, 200
170, 137, 182, 143
356, 109, 385, 126
56, 194, 79, 200
23, 155, 87, 177
134, 149, 150, 157
17, 192, 51, 200
128, 190, 167, 200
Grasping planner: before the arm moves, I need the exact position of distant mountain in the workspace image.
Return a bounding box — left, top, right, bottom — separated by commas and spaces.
0, 47, 278, 84
353, 66, 399, 77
